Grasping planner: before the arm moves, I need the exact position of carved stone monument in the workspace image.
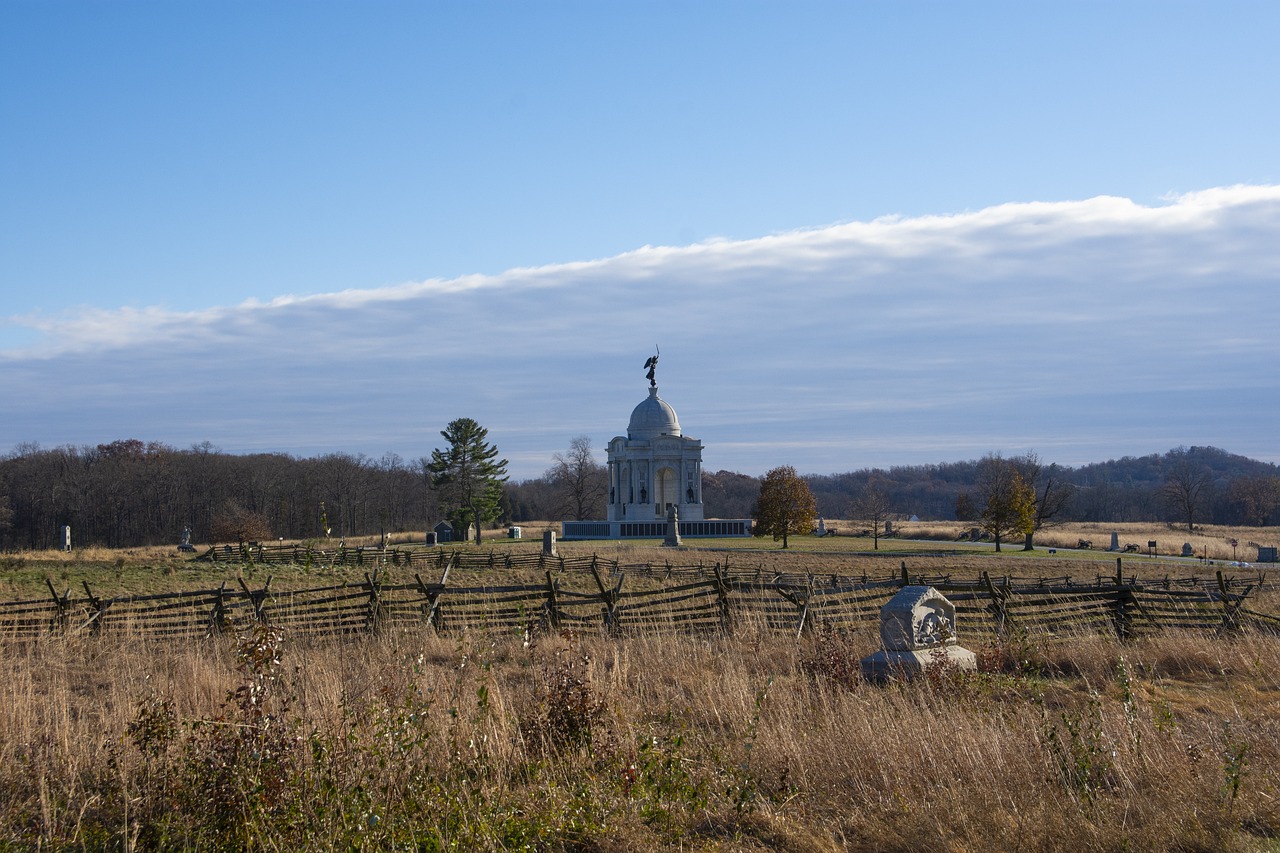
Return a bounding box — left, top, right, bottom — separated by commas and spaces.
543, 529, 558, 557
663, 504, 681, 547
861, 586, 977, 682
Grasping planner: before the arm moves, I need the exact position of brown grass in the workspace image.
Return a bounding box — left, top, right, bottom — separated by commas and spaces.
4, 613, 1280, 850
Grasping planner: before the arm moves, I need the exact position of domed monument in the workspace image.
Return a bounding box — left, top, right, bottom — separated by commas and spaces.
561, 352, 750, 540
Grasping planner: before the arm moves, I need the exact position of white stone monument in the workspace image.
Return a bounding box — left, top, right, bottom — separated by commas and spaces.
606, 352, 705, 526
663, 504, 681, 547
861, 586, 977, 682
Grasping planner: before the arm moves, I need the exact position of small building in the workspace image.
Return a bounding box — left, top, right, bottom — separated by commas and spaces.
433, 521, 475, 544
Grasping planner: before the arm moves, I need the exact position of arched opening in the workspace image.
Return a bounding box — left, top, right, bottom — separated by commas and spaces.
655, 466, 678, 516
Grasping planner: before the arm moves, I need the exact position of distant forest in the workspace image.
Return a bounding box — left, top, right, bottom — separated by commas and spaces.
1, 440, 1277, 550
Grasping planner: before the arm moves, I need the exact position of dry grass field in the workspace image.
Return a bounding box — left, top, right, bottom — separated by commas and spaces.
4, 611, 1280, 850
3, 533, 1280, 850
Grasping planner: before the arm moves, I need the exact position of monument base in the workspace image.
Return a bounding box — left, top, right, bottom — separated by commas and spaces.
561, 519, 752, 540
860, 646, 978, 683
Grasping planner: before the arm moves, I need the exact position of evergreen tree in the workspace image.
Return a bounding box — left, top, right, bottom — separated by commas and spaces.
424, 418, 509, 545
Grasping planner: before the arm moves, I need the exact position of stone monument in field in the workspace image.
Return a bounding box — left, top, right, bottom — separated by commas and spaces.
861, 586, 977, 682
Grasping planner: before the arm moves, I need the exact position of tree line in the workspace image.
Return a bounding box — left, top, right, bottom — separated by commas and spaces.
1, 435, 1277, 550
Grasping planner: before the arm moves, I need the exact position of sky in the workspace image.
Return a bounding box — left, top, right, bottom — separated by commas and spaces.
2, 1, 1279, 480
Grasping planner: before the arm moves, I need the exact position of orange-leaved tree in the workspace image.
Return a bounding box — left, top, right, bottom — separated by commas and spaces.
752, 465, 817, 550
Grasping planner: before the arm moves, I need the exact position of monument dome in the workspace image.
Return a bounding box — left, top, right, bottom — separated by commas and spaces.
559, 351, 750, 540
628, 387, 682, 439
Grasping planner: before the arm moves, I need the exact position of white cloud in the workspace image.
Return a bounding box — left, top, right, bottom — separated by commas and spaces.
4, 186, 1279, 477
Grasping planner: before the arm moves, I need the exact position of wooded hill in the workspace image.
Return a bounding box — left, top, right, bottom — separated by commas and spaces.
1, 440, 1276, 550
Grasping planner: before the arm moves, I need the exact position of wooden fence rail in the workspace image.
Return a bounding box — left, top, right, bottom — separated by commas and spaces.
3, 557, 1273, 642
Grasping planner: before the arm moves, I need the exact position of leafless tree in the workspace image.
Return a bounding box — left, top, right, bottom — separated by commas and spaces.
853, 475, 893, 550
1230, 475, 1280, 526
1160, 447, 1214, 532
546, 435, 607, 521
1012, 452, 1077, 550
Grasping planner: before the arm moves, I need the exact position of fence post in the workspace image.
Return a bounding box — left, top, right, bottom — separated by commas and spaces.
712, 562, 733, 634
44, 578, 71, 633
207, 582, 229, 636
1111, 559, 1134, 641
81, 581, 107, 634
364, 570, 382, 634
1217, 570, 1252, 633
591, 563, 620, 633
418, 555, 453, 632
981, 571, 1011, 637
544, 571, 562, 630
238, 576, 272, 624
796, 575, 815, 638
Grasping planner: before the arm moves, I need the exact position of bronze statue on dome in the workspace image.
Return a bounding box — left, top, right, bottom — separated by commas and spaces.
643, 347, 660, 387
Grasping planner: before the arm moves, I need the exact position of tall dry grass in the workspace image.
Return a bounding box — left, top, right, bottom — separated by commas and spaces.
3, 618, 1280, 851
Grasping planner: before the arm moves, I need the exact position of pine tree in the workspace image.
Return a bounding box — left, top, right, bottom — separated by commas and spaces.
424, 418, 509, 545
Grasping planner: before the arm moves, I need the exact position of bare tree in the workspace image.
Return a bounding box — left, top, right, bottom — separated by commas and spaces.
853, 475, 893, 550
546, 435, 607, 521
1230, 475, 1280, 526
1160, 447, 1214, 532
1012, 452, 1076, 550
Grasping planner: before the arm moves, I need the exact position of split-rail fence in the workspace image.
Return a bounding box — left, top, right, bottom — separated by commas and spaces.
3, 549, 1278, 643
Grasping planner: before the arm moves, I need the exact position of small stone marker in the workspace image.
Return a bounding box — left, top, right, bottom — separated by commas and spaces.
61, 525, 72, 552
1109, 531, 1120, 552
861, 586, 977, 682
663, 504, 681, 547
1182, 542, 1195, 558
543, 529, 558, 557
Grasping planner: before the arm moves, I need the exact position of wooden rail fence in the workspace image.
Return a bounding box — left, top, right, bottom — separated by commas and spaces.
4, 556, 1277, 642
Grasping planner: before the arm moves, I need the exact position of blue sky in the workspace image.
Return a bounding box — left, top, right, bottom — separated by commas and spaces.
3, 2, 1279, 479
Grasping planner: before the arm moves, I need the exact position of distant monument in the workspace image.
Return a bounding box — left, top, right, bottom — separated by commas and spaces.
607, 353, 705, 526
559, 354, 751, 541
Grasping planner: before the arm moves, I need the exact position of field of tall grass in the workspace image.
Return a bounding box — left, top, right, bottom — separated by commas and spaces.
4, 602, 1280, 850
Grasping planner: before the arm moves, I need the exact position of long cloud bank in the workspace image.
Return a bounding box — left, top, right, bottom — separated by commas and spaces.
4, 185, 1279, 478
